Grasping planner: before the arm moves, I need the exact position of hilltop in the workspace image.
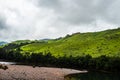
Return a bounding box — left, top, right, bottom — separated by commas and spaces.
1, 28, 120, 58
21, 28, 120, 57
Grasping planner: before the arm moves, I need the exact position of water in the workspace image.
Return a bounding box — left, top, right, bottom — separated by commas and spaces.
0, 60, 16, 65
65, 71, 120, 80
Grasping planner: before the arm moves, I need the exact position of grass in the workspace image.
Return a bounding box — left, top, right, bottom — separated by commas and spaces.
18, 28, 120, 58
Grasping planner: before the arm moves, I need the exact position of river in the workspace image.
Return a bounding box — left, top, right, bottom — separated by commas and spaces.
65, 71, 120, 80
0, 60, 16, 65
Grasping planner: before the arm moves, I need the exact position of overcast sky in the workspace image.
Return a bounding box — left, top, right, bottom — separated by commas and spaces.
0, 0, 120, 41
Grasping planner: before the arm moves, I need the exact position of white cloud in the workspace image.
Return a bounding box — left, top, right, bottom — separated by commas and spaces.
0, 0, 119, 41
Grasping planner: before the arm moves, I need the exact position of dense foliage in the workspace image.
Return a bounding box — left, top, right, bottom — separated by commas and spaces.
0, 28, 120, 72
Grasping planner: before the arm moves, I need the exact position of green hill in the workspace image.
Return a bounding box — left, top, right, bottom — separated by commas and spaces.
1, 28, 120, 58
1, 28, 120, 71
17, 28, 120, 58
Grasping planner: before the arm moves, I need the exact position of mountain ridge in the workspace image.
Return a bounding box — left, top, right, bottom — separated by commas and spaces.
1, 28, 120, 58
0, 41, 7, 46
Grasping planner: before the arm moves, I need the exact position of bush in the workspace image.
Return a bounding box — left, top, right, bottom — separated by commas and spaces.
0, 64, 8, 70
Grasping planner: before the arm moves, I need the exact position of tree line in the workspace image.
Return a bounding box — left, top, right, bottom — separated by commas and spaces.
0, 48, 120, 72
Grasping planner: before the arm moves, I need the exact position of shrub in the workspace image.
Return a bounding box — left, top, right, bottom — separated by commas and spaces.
0, 64, 8, 70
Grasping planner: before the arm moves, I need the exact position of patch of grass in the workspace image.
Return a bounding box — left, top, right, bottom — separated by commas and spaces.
20, 28, 120, 58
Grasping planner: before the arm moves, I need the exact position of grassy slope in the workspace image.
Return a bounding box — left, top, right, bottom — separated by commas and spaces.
20, 28, 120, 58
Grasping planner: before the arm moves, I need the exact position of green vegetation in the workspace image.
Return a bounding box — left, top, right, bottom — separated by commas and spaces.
21, 28, 120, 57
0, 28, 120, 71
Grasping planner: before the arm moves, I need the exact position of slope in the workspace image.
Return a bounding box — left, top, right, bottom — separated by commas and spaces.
20, 28, 120, 57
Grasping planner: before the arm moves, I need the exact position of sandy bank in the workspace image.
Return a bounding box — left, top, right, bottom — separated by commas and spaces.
0, 65, 87, 80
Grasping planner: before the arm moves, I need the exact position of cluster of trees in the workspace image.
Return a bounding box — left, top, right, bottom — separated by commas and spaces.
0, 48, 120, 72
57, 55, 120, 72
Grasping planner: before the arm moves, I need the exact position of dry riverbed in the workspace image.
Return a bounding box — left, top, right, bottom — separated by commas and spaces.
0, 64, 87, 80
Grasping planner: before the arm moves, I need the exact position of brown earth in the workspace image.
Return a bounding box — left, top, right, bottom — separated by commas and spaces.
0, 65, 87, 80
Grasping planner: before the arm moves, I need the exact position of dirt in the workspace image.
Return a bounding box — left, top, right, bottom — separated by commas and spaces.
0, 65, 87, 80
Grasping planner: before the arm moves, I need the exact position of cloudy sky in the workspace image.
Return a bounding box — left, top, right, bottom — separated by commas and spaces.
0, 0, 120, 41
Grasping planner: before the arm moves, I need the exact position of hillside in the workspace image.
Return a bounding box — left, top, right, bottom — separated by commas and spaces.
0, 28, 120, 71
19, 28, 120, 57
1, 28, 120, 58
